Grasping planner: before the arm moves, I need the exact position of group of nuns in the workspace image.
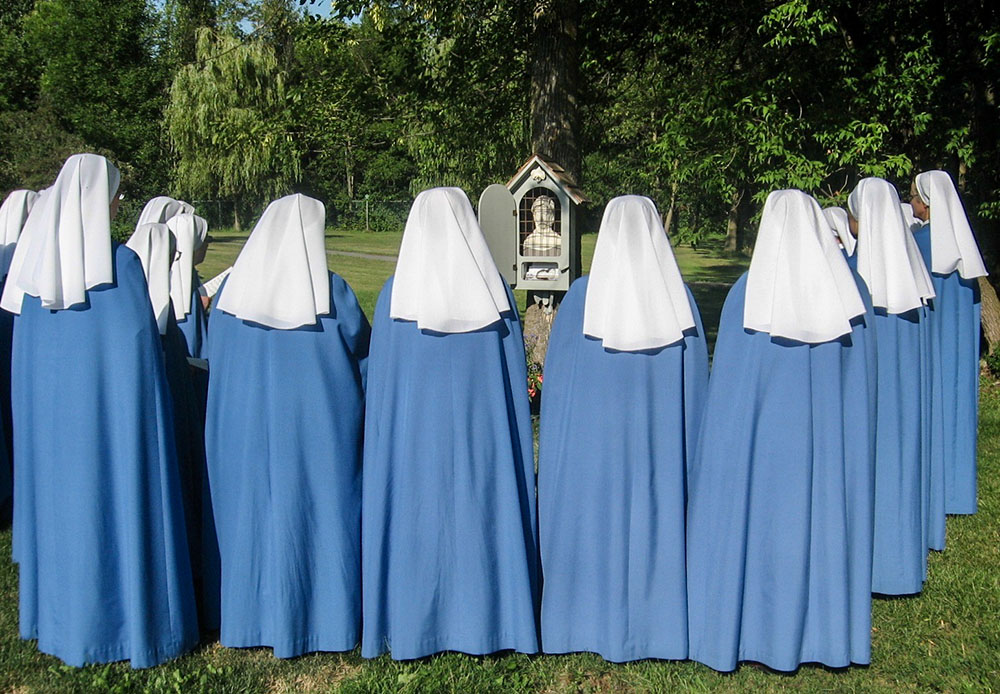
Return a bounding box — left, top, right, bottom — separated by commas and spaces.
0, 153, 984, 673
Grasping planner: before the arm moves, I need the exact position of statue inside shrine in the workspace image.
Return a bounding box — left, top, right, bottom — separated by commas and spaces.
522, 194, 561, 256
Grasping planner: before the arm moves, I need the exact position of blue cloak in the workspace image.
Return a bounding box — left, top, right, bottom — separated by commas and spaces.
0, 280, 12, 519
163, 310, 220, 631
205, 272, 370, 657
913, 225, 981, 516
176, 271, 208, 359
862, 281, 933, 591
361, 276, 539, 660
686, 273, 875, 672
537, 276, 708, 662
13, 244, 198, 667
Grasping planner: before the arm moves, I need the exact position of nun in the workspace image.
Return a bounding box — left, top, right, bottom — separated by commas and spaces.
206, 193, 370, 657
0, 188, 38, 516
2, 153, 198, 667
537, 195, 708, 662
166, 213, 210, 359
849, 177, 936, 592
361, 187, 539, 660
686, 189, 875, 672
824, 206, 856, 259
126, 221, 220, 631
910, 171, 986, 516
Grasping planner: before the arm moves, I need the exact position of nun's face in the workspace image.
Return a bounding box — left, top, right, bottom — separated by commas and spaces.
848, 212, 859, 238
909, 181, 929, 221
109, 194, 121, 221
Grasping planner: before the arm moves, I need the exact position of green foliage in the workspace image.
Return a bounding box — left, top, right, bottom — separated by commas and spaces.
166, 26, 302, 211
0, 0, 40, 113
22, 0, 170, 195
985, 347, 1000, 379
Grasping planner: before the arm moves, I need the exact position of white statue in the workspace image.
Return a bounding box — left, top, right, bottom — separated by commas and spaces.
522, 195, 561, 256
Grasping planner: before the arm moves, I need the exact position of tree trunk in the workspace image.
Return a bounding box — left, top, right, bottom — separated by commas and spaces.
724, 189, 742, 253
529, 0, 580, 184
979, 277, 1000, 356
663, 160, 680, 238
233, 204, 240, 231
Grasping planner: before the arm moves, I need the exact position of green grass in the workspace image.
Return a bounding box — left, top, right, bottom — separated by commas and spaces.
1, 231, 996, 692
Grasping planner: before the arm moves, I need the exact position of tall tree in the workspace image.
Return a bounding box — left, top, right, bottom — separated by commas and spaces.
22, 0, 170, 193
166, 27, 302, 226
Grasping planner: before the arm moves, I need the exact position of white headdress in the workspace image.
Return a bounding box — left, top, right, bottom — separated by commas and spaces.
216, 194, 330, 330
914, 170, 987, 278
0, 153, 119, 313
166, 213, 208, 320
823, 206, 856, 257
136, 196, 189, 228
849, 177, 935, 314
744, 190, 865, 343
0, 189, 40, 278
583, 195, 695, 351
126, 222, 174, 334
390, 187, 510, 333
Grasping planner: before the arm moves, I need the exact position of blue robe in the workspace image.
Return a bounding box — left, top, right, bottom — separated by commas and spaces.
361, 276, 539, 659
0, 280, 12, 520
163, 311, 220, 631
686, 273, 875, 672
913, 225, 981, 516
859, 276, 932, 592
538, 276, 709, 662
205, 272, 370, 657
177, 271, 208, 359
13, 244, 198, 668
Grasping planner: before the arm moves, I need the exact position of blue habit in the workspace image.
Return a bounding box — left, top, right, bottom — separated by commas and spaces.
205, 272, 370, 657
0, 279, 12, 519
163, 310, 220, 631
913, 225, 981, 516
538, 276, 708, 662
361, 276, 539, 660
177, 270, 208, 359
13, 244, 198, 667
686, 273, 875, 672
853, 259, 932, 594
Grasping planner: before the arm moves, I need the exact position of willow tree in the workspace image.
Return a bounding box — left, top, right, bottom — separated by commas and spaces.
166, 27, 301, 227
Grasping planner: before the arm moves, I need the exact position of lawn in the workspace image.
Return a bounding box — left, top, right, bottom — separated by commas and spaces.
0, 229, 996, 693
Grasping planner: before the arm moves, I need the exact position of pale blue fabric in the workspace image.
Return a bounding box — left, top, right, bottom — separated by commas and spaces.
913, 224, 981, 516
205, 272, 370, 657
162, 310, 220, 631
538, 276, 708, 662
176, 270, 207, 359
13, 244, 198, 667
912, 226, 946, 549
361, 276, 539, 660
849, 246, 932, 594
686, 273, 875, 672
0, 282, 12, 519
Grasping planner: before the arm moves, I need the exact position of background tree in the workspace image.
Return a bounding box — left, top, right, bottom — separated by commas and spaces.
166, 25, 303, 228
